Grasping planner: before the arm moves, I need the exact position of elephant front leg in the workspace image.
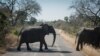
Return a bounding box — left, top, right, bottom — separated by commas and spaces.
26, 43, 32, 51
43, 39, 48, 50
39, 41, 43, 51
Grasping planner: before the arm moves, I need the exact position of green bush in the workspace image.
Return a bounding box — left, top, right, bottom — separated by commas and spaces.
0, 38, 5, 47
13, 30, 19, 36
0, 12, 10, 47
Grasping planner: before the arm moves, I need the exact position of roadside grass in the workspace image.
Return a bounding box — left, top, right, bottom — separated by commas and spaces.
0, 47, 6, 54
57, 29, 100, 56
0, 33, 19, 55
5, 33, 19, 48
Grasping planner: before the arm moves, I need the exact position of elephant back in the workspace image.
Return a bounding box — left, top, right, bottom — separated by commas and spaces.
94, 26, 100, 33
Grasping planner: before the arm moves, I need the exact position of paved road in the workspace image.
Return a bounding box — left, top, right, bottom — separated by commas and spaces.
2, 32, 85, 56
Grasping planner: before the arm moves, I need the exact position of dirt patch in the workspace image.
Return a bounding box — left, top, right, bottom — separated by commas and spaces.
57, 29, 100, 56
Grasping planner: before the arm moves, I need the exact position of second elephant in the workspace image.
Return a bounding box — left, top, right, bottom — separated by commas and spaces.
76, 27, 100, 51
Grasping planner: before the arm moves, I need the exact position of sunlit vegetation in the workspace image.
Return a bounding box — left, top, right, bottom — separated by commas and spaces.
49, 0, 100, 35
0, 0, 41, 53
0, 0, 100, 56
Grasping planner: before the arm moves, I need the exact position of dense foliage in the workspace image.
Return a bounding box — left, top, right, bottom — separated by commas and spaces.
0, 12, 10, 47
0, 0, 41, 47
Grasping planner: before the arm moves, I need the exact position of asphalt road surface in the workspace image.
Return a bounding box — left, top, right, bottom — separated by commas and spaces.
2, 31, 85, 56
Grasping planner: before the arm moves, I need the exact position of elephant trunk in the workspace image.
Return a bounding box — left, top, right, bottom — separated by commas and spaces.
52, 31, 56, 47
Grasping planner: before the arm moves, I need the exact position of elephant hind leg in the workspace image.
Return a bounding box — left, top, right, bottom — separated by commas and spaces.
17, 42, 22, 51
26, 42, 32, 51
76, 42, 80, 51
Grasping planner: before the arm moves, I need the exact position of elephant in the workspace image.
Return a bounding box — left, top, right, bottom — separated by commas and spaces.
17, 24, 56, 51
76, 27, 100, 51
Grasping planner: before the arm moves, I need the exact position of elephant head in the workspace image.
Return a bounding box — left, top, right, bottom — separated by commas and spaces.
40, 24, 56, 46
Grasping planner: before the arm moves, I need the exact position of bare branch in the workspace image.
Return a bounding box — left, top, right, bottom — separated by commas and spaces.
96, 8, 100, 15
76, 7, 95, 22
86, 7, 96, 16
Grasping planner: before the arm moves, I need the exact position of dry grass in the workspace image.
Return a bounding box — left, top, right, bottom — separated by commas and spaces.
57, 29, 100, 56
0, 33, 19, 55
82, 46, 100, 56
5, 33, 19, 48
0, 47, 6, 54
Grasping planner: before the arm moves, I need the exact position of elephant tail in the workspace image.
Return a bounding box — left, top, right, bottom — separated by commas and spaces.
75, 33, 78, 44
17, 27, 24, 42
75, 27, 84, 44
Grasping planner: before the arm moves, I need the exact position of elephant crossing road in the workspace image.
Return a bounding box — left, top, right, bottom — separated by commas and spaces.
17, 24, 56, 51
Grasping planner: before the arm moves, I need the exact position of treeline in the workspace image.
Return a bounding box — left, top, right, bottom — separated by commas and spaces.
0, 0, 41, 47
46, 14, 99, 35
0, 0, 100, 48
47, 0, 100, 35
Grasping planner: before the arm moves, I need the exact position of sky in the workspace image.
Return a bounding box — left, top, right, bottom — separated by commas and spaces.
35, 0, 75, 21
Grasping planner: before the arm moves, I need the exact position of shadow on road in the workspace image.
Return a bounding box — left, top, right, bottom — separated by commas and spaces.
7, 48, 72, 53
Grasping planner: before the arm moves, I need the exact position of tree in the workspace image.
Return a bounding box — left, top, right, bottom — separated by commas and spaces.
71, 0, 100, 26
28, 17, 37, 25
15, 11, 28, 25
64, 16, 69, 22
0, 0, 41, 47
0, 12, 9, 46
0, 0, 41, 26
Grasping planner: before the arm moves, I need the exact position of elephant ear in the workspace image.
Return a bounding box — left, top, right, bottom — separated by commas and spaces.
41, 24, 50, 34
48, 26, 56, 33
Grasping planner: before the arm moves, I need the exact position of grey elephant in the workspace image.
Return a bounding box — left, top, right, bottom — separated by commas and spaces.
17, 24, 56, 51
76, 27, 100, 51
